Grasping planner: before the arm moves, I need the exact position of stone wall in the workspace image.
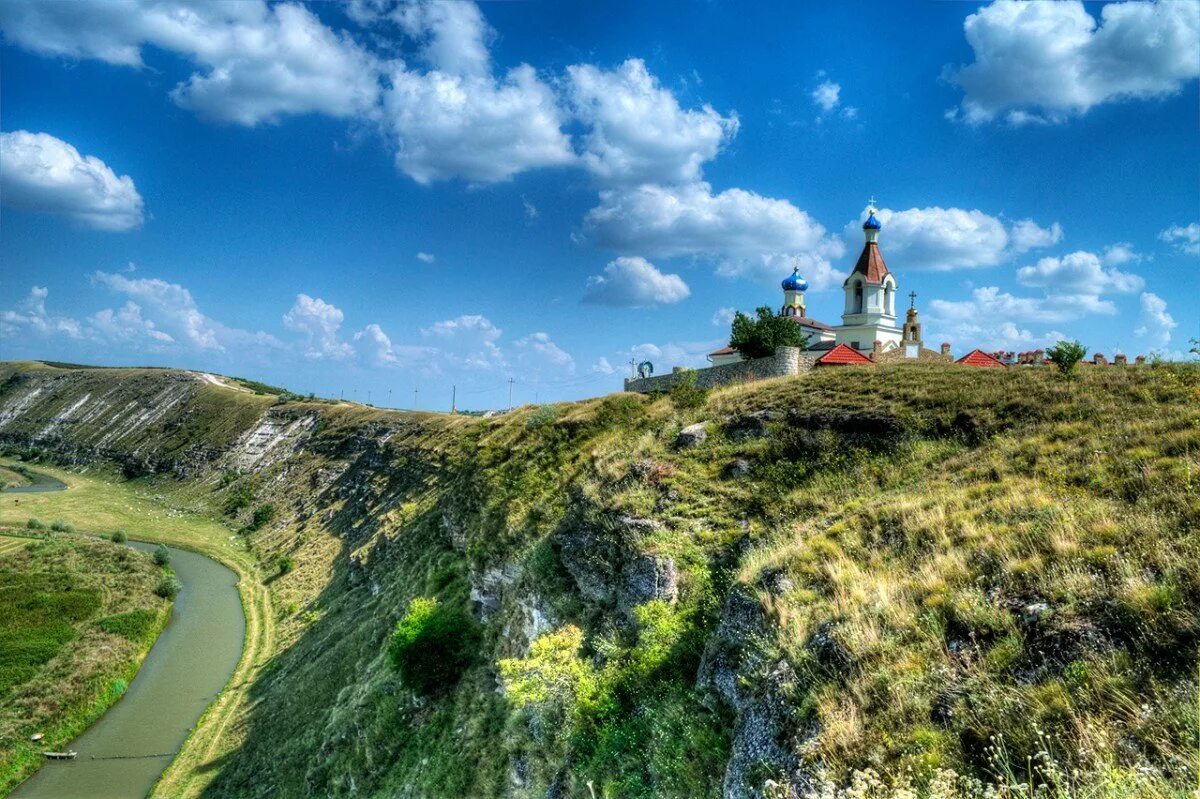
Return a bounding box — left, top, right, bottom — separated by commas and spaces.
872, 345, 952, 365
623, 347, 816, 393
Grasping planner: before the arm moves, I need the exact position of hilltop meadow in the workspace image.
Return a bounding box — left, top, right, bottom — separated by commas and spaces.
0, 359, 1196, 799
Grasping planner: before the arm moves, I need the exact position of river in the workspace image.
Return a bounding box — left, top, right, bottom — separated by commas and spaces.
9, 529, 246, 797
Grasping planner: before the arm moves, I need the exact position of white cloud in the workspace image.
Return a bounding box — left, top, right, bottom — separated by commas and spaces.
844, 206, 1060, 270
567, 58, 738, 185
930, 285, 1115, 327
1102, 242, 1145, 265
1009, 219, 1063, 253
421, 314, 506, 369
1016, 250, 1144, 295
949, 0, 1200, 124
522, 195, 538, 221
629, 339, 725, 371
93, 270, 279, 352
715, 251, 843, 291
587, 181, 842, 278
1134, 291, 1176, 346
353, 322, 433, 367
0, 130, 144, 231
582, 256, 690, 308
382, 62, 574, 184
391, 0, 492, 77
1158, 222, 1200, 255
591, 356, 615, 375
711, 306, 736, 327
514, 331, 575, 375
0, 1, 383, 127
416, 251, 436, 263
811, 80, 841, 113
89, 301, 174, 345
283, 294, 355, 360
0, 286, 83, 339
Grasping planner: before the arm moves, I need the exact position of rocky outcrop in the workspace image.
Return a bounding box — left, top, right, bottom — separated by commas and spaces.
697, 587, 814, 799
554, 512, 678, 611
676, 422, 708, 448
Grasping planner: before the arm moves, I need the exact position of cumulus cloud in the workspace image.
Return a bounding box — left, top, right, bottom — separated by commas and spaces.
588, 181, 843, 282
416, 251, 436, 263
514, 331, 575, 375
949, 0, 1200, 124
630, 339, 725, 371
89, 301, 174, 345
1102, 242, 1145, 266
845, 206, 1060, 270
582, 256, 690, 308
591, 356, 615, 375
0, 1, 382, 126
421, 314, 506, 369
1009, 219, 1063, 253
567, 58, 738, 185
711, 307, 736, 327
0, 131, 144, 230
93, 270, 279, 352
283, 294, 355, 360
1016, 250, 1143, 295
1135, 291, 1176, 347
353, 322, 433, 367
1159, 222, 1200, 255
811, 79, 840, 112
0, 286, 83, 339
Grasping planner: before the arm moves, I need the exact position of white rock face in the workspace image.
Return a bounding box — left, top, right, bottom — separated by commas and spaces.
227, 412, 318, 470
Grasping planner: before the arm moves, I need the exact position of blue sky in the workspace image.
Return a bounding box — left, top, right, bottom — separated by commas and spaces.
1, 0, 1197, 408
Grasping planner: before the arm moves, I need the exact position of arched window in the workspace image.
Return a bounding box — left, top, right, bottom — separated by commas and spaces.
884, 284, 893, 315
854, 282, 863, 314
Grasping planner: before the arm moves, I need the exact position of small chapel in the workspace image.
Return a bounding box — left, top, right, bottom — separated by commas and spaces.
707, 203, 948, 365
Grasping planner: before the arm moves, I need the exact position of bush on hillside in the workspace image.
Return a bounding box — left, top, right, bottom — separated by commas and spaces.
155, 574, 181, 600
223, 485, 253, 515
388, 597, 479, 696
1046, 340, 1087, 381
526, 405, 559, 430
278, 555, 295, 575
26, 518, 45, 530
153, 544, 170, 566
729, 305, 808, 359
668, 370, 708, 410
111, 530, 128, 543
249, 504, 275, 531
50, 520, 74, 533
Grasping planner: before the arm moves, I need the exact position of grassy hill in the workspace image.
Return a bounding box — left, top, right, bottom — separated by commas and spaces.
0, 533, 173, 794
0, 359, 1196, 798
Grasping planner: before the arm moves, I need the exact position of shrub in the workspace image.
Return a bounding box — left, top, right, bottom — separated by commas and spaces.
153, 544, 170, 566
668, 370, 709, 411
155, 575, 181, 599
594, 395, 644, 430
730, 305, 808, 359
50, 520, 75, 533
248, 504, 275, 531
111, 530, 128, 543
526, 405, 559, 430
26, 518, 45, 530
278, 555, 295, 575
1046, 340, 1087, 381
223, 486, 253, 515
388, 596, 479, 696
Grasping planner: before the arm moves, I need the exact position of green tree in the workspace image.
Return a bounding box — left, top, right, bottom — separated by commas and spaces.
111, 530, 128, 543
668, 370, 708, 410
729, 306, 808, 360
153, 544, 171, 566
388, 597, 479, 696
1046, 340, 1087, 381
1190, 337, 1199, 356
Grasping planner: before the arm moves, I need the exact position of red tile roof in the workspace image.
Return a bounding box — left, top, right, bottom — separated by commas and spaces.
708, 346, 736, 356
845, 242, 890, 285
816, 343, 873, 366
956, 349, 1007, 368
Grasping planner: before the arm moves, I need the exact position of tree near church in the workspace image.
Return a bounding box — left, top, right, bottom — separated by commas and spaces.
1190, 337, 1199, 356
1046, 340, 1087, 382
729, 306, 808, 360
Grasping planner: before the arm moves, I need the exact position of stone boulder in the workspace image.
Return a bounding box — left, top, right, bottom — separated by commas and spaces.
676, 422, 709, 448
553, 512, 677, 611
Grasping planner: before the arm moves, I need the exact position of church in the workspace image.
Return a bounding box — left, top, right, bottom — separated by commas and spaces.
707, 204, 946, 365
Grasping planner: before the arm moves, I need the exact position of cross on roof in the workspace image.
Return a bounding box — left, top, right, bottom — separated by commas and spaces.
867, 195, 877, 208
909, 290, 917, 309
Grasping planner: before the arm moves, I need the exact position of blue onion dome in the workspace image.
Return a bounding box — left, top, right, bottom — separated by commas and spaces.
781, 267, 808, 292
863, 211, 882, 231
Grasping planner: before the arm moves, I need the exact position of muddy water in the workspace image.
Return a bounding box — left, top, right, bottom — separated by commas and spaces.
12, 543, 245, 799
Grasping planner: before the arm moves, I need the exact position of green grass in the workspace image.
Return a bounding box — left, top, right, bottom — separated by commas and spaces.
0, 535, 170, 794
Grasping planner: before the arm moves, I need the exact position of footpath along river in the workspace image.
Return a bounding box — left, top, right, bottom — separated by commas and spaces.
7, 470, 246, 799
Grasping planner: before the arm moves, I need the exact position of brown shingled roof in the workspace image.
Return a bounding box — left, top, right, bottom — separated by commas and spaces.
845, 241, 890, 285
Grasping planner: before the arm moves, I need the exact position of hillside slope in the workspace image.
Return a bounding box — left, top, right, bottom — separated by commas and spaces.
0, 360, 1196, 798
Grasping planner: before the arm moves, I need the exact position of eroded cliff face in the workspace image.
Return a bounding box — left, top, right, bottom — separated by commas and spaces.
2, 361, 1196, 799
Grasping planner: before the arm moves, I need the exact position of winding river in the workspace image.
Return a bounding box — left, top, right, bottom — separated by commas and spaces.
6, 471, 246, 799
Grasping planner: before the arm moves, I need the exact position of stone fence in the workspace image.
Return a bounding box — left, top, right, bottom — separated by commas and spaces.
623, 347, 817, 393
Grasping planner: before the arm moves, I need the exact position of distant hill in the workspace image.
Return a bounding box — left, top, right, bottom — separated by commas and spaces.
0, 359, 1196, 798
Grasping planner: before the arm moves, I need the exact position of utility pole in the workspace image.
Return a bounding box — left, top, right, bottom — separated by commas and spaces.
387, 389, 392, 407
451, 385, 456, 414
507, 377, 515, 410
413, 387, 419, 409
367, 390, 371, 405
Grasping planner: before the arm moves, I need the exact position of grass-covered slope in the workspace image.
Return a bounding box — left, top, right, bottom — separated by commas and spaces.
0, 533, 173, 794
0, 360, 1196, 798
